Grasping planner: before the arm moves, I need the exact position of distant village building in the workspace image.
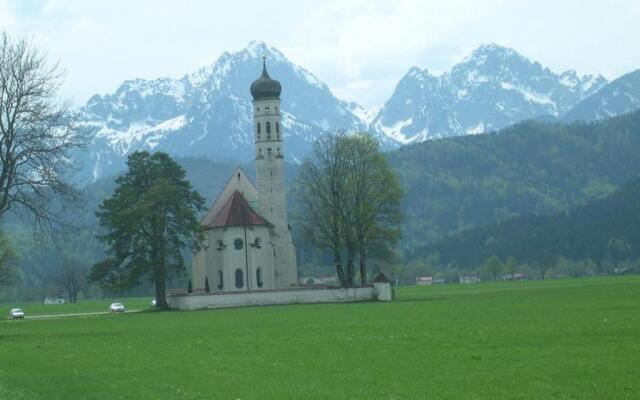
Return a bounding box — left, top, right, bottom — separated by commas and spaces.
191, 58, 297, 293
459, 276, 481, 284
503, 273, 524, 281
44, 297, 65, 304
416, 276, 433, 285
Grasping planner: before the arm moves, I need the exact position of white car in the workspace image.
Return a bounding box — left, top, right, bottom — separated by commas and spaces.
9, 308, 24, 319
109, 303, 125, 314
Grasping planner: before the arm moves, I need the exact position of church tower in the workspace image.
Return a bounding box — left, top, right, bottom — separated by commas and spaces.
250, 58, 297, 288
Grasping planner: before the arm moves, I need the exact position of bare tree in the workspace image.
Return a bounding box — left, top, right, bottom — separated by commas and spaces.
294, 133, 403, 287
55, 255, 87, 303
0, 32, 84, 226
343, 134, 403, 286
294, 134, 350, 286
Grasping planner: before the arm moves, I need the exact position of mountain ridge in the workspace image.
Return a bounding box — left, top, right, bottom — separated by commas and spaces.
73, 41, 639, 182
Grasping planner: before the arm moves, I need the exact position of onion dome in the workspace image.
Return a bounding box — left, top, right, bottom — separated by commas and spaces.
250, 57, 281, 100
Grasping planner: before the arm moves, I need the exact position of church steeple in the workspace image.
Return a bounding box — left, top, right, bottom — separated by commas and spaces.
251, 58, 296, 288
250, 57, 281, 101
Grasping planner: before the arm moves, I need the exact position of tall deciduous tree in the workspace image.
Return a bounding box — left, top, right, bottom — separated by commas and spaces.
0, 32, 84, 225
505, 256, 518, 278
90, 151, 204, 309
294, 134, 350, 286
484, 255, 503, 281
342, 134, 403, 286
294, 133, 403, 287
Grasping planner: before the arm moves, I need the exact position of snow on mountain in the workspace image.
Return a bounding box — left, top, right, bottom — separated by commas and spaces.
563, 69, 640, 123
75, 40, 369, 182
370, 43, 608, 143
74, 40, 638, 183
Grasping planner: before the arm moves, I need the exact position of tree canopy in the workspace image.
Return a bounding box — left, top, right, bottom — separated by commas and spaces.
90, 151, 204, 308
294, 133, 403, 286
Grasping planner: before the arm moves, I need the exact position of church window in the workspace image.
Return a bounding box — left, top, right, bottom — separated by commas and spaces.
234, 238, 244, 250
216, 239, 226, 251
265, 106, 270, 112
218, 271, 223, 289
256, 268, 264, 288
257, 122, 261, 135
235, 268, 244, 289
275, 121, 280, 134
266, 121, 271, 134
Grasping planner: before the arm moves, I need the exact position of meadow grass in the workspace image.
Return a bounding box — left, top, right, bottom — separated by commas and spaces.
1, 276, 639, 399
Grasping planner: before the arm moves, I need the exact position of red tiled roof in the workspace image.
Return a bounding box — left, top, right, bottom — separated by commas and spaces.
206, 191, 270, 228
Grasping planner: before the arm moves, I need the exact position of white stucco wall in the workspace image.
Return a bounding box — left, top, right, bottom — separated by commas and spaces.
167, 284, 392, 311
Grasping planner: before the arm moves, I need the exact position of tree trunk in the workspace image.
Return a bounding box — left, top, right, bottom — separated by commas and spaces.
334, 248, 346, 287
346, 250, 355, 288
155, 270, 167, 309
359, 251, 367, 286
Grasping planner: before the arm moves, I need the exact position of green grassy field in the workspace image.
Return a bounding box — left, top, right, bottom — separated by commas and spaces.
1, 276, 639, 399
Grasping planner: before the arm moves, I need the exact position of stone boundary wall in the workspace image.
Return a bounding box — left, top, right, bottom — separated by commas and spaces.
167, 283, 392, 311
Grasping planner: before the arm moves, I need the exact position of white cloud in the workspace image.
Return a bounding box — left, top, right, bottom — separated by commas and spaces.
2, 0, 639, 108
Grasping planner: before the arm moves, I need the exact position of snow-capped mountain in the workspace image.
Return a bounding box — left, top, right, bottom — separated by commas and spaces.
370, 44, 608, 143
75, 41, 640, 183
75, 41, 375, 182
563, 69, 640, 123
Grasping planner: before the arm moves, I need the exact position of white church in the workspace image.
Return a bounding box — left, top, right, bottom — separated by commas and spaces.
169, 59, 391, 310
191, 58, 298, 293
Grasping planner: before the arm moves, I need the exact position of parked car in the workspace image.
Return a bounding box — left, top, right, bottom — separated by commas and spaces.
109, 303, 125, 314
9, 308, 25, 319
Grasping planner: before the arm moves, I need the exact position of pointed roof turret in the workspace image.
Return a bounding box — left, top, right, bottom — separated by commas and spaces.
250, 56, 282, 100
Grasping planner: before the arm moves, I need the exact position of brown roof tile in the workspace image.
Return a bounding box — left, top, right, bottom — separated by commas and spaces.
206, 191, 270, 228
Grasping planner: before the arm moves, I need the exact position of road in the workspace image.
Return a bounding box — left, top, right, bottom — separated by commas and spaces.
22, 309, 142, 320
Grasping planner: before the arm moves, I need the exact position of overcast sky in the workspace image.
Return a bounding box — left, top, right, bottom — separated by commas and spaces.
2, 0, 639, 108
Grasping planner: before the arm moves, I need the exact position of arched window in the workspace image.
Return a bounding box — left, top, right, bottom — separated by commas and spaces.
266, 121, 271, 134
234, 238, 244, 250
218, 271, 223, 289
235, 268, 244, 289
257, 122, 261, 134
275, 121, 280, 134
256, 267, 263, 288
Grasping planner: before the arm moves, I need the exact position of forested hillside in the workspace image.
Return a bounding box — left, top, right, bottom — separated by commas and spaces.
388, 110, 640, 252
5, 110, 640, 299
422, 178, 640, 271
